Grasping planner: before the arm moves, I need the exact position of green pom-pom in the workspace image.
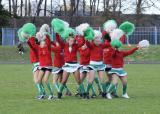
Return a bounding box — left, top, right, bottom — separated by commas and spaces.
84, 27, 94, 41
119, 21, 135, 36
61, 27, 75, 40
17, 28, 26, 42
51, 18, 65, 34
22, 23, 36, 37
111, 39, 122, 48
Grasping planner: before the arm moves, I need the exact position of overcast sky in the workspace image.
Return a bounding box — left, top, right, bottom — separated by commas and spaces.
2, 0, 160, 14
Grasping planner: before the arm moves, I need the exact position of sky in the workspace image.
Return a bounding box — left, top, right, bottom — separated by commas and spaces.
2, 0, 160, 15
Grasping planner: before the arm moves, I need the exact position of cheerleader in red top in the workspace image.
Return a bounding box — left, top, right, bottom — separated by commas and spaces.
17, 26, 45, 100
86, 30, 110, 98
56, 29, 86, 99
106, 39, 139, 99
102, 31, 119, 97
51, 33, 72, 96
36, 24, 55, 100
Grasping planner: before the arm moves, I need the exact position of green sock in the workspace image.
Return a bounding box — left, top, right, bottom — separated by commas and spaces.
101, 83, 106, 93
106, 82, 111, 91
123, 84, 127, 95
94, 76, 102, 91
112, 84, 118, 95
91, 84, 96, 95
79, 83, 85, 94
107, 83, 116, 93
64, 84, 70, 92
86, 83, 92, 94
35, 83, 43, 95
59, 84, 65, 93
41, 84, 46, 95
54, 82, 59, 92
45, 82, 53, 95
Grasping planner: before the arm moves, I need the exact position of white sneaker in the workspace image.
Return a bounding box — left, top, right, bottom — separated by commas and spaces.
106, 93, 112, 100
48, 95, 55, 100
122, 93, 130, 99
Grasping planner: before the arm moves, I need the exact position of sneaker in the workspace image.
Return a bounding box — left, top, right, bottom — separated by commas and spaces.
91, 94, 97, 98
57, 92, 62, 99
106, 93, 112, 100
65, 91, 72, 96
102, 92, 107, 98
75, 92, 80, 97
48, 95, 56, 100
122, 93, 130, 99
37, 95, 45, 100
85, 93, 90, 99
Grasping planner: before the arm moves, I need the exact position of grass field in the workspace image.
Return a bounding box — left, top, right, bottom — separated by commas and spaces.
0, 64, 159, 114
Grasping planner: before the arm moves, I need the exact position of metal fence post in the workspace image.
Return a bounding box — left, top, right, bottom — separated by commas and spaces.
154, 26, 157, 45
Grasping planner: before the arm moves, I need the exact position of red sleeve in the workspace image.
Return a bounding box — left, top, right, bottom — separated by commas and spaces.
51, 45, 60, 53
55, 33, 65, 47
122, 47, 138, 57
75, 35, 85, 48
27, 38, 38, 51
45, 35, 51, 46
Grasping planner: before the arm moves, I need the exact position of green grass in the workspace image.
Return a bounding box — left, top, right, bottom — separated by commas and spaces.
0, 64, 159, 114
0, 45, 160, 63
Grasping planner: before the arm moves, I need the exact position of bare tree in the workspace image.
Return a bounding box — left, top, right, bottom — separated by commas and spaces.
8, 0, 11, 14
83, 0, 86, 15
20, 0, 23, 16
28, 0, 31, 16
44, 0, 47, 16
36, 0, 43, 16
12, 0, 18, 17
25, 0, 27, 16
63, 0, 67, 16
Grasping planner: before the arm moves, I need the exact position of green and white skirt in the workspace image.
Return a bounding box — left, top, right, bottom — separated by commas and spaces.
108, 68, 127, 76
88, 61, 106, 71
52, 67, 63, 74
79, 65, 90, 73
62, 62, 80, 73
32, 62, 39, 73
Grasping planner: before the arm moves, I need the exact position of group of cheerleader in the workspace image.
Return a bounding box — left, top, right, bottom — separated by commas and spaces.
17, 19, 149, 100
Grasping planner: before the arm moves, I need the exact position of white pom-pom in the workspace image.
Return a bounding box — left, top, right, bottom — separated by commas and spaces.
75, 23, 90, 36
110, 29, 124, 41
94, 30, 102, 39
40, 24, 50, 34
103, 20, 117, 33
138, 40, 150, 48
36, 32, 46, 41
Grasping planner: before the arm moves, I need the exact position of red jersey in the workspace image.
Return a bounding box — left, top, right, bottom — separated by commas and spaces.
78, 45, 90, 65
103, 46, 114, 65
111, 47, 138, 68
56, 33, 84, 63
51, 42, 65, 68
38, 36, 52, 67
27, 37, 39, 63
86, 41, 110, 61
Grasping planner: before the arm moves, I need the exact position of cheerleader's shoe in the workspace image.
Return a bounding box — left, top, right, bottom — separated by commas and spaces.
122, 93, 130, 99
106, 93, 112, 100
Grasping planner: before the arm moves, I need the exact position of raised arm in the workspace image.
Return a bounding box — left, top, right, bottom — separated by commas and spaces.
74, 35, 85, 48
55, 33, 65, 47
122, 47, 139, 57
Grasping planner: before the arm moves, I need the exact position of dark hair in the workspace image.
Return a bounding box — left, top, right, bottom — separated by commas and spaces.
103, 33, 111, 42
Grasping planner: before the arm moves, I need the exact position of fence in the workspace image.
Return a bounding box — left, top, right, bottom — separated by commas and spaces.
1, 27, 160, 46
